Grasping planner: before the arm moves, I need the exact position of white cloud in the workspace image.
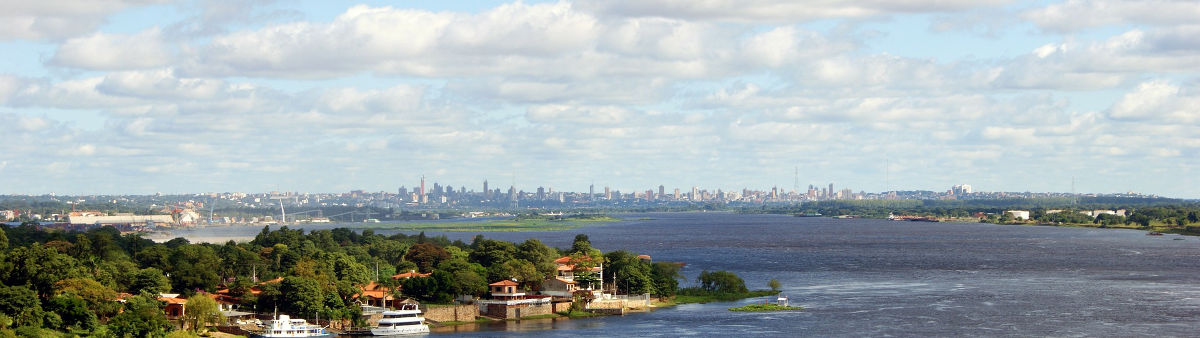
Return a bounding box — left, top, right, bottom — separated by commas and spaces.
50, 28, 172, 70
1109, 80, 1180, 120
579, 0, 1013, 22
526, 105, 633, 125
97, 69, 224, 99
1024, 0, 1200, 32
1108, 80, 1200, 124
0, 0, 165, 40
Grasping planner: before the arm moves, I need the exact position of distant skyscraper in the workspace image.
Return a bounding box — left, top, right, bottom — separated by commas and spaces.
589, 184, 595, 200
828, 183, 834, 199
483, 180, 489, 197
604, 186, 611, 200
674, 188, 681, 200
692, 186, 700, 201
658, 185, 665, 198
952, 184, 973, 195
419, 176, 426, 203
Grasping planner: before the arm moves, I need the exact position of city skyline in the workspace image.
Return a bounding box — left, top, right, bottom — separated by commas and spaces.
2, 1, 1198, 197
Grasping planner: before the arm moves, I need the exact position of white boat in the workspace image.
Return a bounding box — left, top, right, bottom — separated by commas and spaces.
251, 315, 334, 338
371, 304, 430, 335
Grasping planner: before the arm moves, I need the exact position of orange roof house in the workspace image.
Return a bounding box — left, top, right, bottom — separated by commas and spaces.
553, 256, 602, 289
354, 281, 402, 308
391, 270, 431, 279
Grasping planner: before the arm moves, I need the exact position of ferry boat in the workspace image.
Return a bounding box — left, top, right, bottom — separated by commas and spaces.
371, 303, 430, 335
250, 315, 334, 338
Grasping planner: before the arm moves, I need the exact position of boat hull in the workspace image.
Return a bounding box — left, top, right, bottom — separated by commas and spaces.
249, 333, 336, 338
369, 325, 430, 335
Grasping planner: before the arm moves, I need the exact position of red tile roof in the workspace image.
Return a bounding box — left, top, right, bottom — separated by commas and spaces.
392, 271, 431, 279
489, 280, 520, 286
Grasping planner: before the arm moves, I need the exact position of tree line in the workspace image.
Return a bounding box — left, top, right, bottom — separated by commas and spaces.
0, 223, 685, 337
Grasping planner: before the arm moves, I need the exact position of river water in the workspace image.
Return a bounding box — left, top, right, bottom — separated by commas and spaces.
162, 212, 1200, 337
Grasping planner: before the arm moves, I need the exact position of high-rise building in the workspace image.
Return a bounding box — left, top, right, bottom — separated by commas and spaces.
589, 184, 595, 200
604, 186, 611, 200
952, 184, 973, 195
692, 186, 700, 201
658, 185, 665, 198
828, 183, 834, 199
483, 180, 489, 197
419, 176, 426, 203
674, 188, 681, 200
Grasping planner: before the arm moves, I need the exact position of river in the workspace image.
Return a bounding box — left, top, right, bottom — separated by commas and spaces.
161, 212, 1200, 337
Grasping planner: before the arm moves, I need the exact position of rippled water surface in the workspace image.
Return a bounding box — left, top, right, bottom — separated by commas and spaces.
168, 212, 1200, 337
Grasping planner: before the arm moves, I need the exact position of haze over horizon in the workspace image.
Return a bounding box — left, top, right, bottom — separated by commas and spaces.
2, 1, 1198, 198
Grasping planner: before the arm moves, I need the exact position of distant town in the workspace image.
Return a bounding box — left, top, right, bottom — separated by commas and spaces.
0, 178, 1172, 231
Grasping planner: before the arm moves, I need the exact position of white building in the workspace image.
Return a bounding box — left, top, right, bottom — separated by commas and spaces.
952, 184, 973, 195
1006, 210, 1030, 220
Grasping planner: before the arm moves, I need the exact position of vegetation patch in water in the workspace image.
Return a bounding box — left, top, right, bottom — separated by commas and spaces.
728, 303, 803, 312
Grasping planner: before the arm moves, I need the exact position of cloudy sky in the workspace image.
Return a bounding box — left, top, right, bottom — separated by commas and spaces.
2, 0, 1198, 197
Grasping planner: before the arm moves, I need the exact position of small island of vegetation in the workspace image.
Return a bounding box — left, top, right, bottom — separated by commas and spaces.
729, 303, 803, 312
667, 271, 781, 305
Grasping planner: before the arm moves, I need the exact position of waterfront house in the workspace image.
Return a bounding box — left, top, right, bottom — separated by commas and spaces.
478, 280, 553, 319
354, 281, 399, 308
539, 278, 578, 297
553, 256, 603, 290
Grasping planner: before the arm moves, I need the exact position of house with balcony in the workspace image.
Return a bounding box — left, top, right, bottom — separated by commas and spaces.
477, 280, 553, 319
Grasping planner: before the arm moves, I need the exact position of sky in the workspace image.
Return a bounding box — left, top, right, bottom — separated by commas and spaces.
1, 0, 1198, 198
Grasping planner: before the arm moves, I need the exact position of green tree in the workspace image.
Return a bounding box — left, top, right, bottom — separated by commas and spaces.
768, 278, 782, 291
604, 251, 654, 295
108, 295, 170, 338
182, 295, 223, 333
0, 226, 8, 251
129, 268, 172, 295
0, 285, 44, 328
44, 295, 96, 331
278, 277, 324, 319
516, 238, 558, 277
2, 243, 81, 297
135, 245, 172, 271
53, 277, 120, 320
571, 234, 592, 254
697, 270, 748, 294
468, 239, 516, 268
167, 245, 222, 296
449, 270, 487, 297
649, 262, 682, 297
404, 243, 449, 273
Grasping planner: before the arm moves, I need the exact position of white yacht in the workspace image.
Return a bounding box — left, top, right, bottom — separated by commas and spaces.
251, 315, 334, 338
371, 303, 430, 335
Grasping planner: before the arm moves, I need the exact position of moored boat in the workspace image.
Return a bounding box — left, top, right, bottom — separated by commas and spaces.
250, 315, 334, 338
370, 303, 430, 336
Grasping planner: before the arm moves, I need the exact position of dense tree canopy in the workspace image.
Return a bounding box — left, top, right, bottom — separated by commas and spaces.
0, 223, 684, 336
